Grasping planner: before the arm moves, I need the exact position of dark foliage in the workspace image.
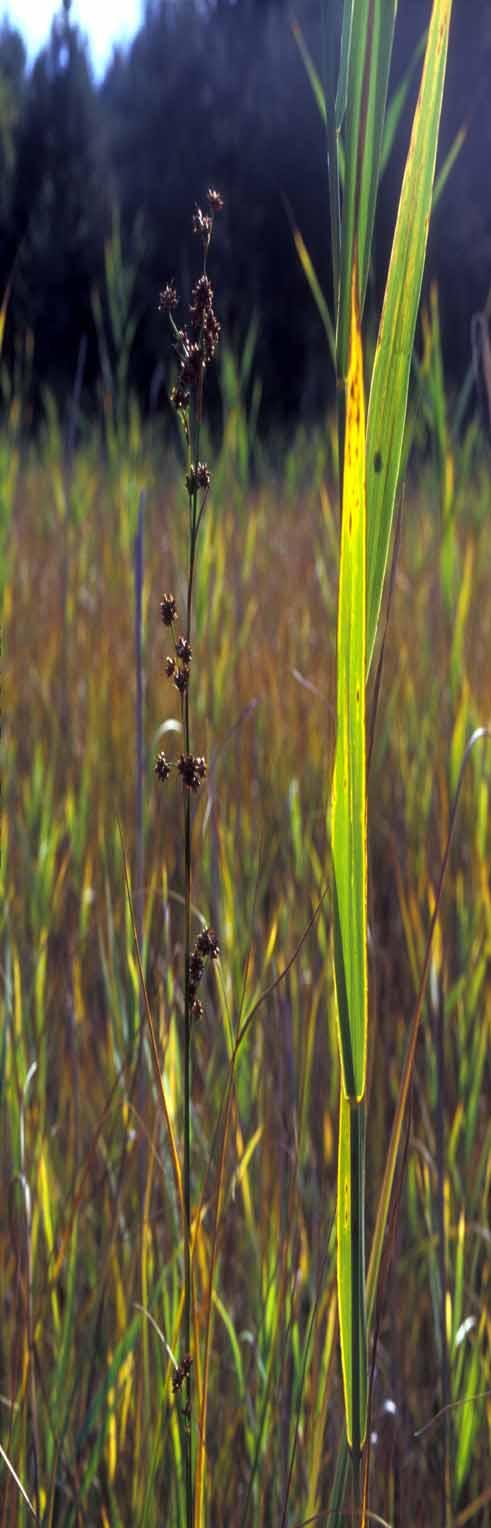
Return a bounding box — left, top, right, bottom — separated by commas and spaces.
0, 0, 490, 428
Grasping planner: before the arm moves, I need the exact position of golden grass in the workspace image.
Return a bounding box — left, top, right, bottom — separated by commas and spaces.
1, 429, 490, 1523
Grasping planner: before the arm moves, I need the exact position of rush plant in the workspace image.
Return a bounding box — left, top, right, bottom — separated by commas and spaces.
154, 189, 224, 1528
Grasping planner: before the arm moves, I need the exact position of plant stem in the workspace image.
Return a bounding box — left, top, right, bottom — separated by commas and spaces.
183, 539, 194, 1525
182, 456, 199, 1528
435, 973, 451, 1525
162, 202, 222, 1523
350, 1098, 366, 1519
183, 779, 193, 1524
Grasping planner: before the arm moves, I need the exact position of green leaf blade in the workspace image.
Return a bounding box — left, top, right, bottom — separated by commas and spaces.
366, 0, 454, 673
337, 0, 397, 382
332, 270, 368, 1104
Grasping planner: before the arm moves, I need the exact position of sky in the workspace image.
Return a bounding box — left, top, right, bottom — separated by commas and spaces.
3, 0, 143, 75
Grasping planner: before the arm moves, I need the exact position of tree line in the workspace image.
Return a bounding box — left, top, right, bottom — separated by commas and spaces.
0, 0, 489, 430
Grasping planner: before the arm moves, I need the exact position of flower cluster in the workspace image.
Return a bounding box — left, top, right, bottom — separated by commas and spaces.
160, 592, 177, 627
191, 187, 223, 247
172, 1353, 193, 1395
154, 751, 171, 782
186, 461, 211, 496
159, 282, 178, 314
155, 591, 209, 788
188, 926, 220, 1009
160, 189, 223, 414
163, 621, 193, 696
177, 753, 207, 792
155, 745, 208, 794
207, 187, 224, 215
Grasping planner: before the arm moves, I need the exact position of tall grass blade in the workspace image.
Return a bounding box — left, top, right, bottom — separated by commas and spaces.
120, 825, 184, 1216
329, 728, 491, 1522
336, 0, 355, 133
366, 0, 454, 672
432, 121, 467, 209
292, 18, 326, 125
0, 1443, 37, 1521
321, 0, 341, 301
292, 226, 336, 367
332, 265, 368, 1487
291, 7, 345, 285
337, 0, 397, 382
332, 268, 367, 1104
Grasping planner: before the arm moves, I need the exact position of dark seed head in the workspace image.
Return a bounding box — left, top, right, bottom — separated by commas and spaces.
192, 206, 212, 245
159, 282, 178, 313
161, 593, 177, 627
181, 342, 203, 388
165, 656, 176, 679
172, 1353, 193, 1393
178, 753, 207, 791
155, 752, 171, 782
207, 188, 224, 214
196, 927, 220, 960
196, 462, 211, 491
186, 462, 210, 496
174, 666, 189, 694
190, 275, 213, 322
175, 636, 192, 665
202, 309, 221, 363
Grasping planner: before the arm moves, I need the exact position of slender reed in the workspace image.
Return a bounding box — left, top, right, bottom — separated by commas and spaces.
155, 190, 223, 1526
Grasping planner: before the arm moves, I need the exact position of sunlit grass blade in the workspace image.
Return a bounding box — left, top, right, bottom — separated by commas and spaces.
292, 224, 336, 367
328, 728, 491, 1523
0, 1443, 37, 1520
332, 268, 367, 1103
366, 0, 454, 673
454, 1316, 486, 1502
331, 263, 368, 1506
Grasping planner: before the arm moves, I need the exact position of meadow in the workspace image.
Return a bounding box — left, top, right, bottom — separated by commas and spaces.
1, 2, 491, 1523
1, 319, 490, 1524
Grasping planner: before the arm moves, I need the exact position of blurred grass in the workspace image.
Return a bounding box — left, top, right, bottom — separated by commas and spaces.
1, 379, 490, 1522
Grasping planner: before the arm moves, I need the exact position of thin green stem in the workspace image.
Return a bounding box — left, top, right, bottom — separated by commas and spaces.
172, 207, 219, 1525
350, 1099, 366, 1516
183, 776, 193, 1523
182, 503, 195, 1527
182, 385, 201, 1528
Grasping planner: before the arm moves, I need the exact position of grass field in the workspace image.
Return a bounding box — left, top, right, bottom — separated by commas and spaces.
2, 1, 491, 1519
1, 362, 490, 1522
